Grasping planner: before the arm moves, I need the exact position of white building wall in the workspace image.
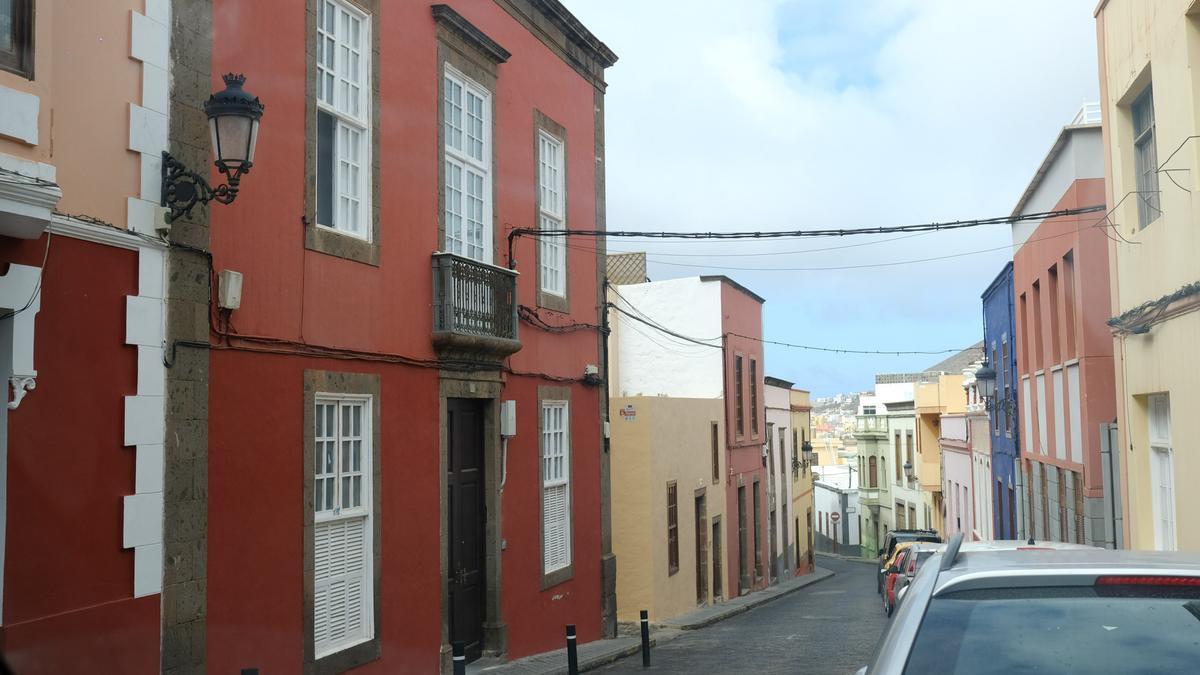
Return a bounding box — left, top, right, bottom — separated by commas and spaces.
612, 277, 723, 398
943, 448, 974, 539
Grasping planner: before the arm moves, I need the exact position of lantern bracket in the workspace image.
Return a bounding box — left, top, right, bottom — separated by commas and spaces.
161, 151, 250, 224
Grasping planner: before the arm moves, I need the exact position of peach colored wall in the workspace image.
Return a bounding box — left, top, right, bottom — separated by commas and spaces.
0, 0, 141, 227
1013, 178, 1115, 497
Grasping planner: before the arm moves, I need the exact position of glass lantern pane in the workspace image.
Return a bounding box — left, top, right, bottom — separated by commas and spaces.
214, 114, 253, 166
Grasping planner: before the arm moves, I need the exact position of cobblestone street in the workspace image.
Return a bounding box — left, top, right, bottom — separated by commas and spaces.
598, 556, 887, 675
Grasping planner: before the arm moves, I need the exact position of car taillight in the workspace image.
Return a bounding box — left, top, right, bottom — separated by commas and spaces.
1095, 575, 1200, 586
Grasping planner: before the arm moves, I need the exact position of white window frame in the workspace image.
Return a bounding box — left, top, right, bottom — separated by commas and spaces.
542, 400, 571, 574
443, 64, 493, 264
1148, 394, 1175, 551
315, 0, 371, 241
538, 130, 566, 296
313, 393, 374, 659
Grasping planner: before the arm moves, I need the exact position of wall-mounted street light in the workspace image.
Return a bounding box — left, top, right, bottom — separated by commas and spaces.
801, 439, 814, 467
162, 73, 265, 223
974, 360, 997, 402
903, 460, 914, 482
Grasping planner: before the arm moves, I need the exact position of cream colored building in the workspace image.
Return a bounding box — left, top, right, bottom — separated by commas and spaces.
789, 388, 815, 573
609, 396, 729, 622
1096, 0, 1200, 551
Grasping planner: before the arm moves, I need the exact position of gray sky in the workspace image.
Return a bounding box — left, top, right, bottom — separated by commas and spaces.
563, 0, 1101, 396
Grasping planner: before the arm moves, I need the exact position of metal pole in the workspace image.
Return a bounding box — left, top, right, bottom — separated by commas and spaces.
452, 641, 466, 675
566, 624, 579, 675
640, 609, 651, 667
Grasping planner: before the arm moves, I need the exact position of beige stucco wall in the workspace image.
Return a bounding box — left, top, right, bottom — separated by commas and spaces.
0, 0, 143, 227
1098, 0, 1200, 550
610, 396, 729, 622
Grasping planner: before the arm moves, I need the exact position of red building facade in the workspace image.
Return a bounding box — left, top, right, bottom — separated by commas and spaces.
711, 277, 770, 596
202, 1, 616, 672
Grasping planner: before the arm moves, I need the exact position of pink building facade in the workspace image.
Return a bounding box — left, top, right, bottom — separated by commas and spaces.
1010, 120, 1118, 547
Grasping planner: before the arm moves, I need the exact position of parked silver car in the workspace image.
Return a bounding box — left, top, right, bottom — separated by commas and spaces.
859, 534, 1200, 674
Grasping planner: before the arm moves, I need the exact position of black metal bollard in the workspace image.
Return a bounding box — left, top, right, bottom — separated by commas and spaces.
452, 641, 466, 675
566, 624, 579, 674
640, 609, 651, 667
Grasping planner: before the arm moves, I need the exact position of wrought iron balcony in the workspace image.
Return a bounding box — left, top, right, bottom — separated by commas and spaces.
431, 252, 521, 364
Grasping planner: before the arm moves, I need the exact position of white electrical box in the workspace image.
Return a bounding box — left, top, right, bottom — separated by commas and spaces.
218, 269, 243, 310
603, 421, 611, 439
584, 364, 599, 377
500, 400, 517, 437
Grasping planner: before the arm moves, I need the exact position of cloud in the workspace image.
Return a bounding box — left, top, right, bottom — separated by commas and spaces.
563, 0, 1100, 394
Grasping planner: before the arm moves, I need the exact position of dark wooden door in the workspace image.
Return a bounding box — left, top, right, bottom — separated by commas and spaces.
737, 485, 748, 594
712, 518, 723, 601
695, 493, 708, 605
448, 398, 486, 661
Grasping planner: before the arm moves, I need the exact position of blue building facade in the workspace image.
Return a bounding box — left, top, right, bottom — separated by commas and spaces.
982, 262, 1022, 539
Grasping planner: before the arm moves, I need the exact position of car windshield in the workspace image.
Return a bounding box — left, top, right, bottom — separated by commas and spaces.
903, 586, 1200, 674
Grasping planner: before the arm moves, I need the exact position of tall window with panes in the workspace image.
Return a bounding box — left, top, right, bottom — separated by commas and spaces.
749, 359, 759, 434
316, 0, 370, 239
538, 132, 567, 296
542, 401, 571, 573
444, 67, 491, 262
1001, 337, 1011, 436
1148, 394, 1175, 551
313, 396, 372, 657
1132, 86, 1159, 229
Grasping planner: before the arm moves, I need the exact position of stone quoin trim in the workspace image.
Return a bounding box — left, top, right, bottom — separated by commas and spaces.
120, 0, 172, 601
127, 0, 171, 235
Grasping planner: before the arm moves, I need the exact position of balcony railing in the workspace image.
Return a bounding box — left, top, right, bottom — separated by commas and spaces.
855, 415, 888, 434
431, 252, 521, 363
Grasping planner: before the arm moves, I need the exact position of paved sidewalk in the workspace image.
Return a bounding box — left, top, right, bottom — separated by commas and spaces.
470, 567, 834, 674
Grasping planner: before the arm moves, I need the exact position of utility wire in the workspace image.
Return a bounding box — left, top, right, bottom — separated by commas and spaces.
508, 204, 1106, 262
608, 289, 971, 357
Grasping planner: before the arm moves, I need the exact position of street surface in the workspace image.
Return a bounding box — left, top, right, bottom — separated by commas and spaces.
599, 556, 887, 674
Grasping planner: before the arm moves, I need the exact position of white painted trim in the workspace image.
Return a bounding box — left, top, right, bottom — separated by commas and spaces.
0, 85, 39, 145
0, 264, 42, 409
0, 161, 62, 240
129, 4, 171, 238
48, 213, 166, 251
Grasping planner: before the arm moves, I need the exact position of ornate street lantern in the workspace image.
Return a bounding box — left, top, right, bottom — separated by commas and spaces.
974, 360, 997, 401
162, 73, 265, 223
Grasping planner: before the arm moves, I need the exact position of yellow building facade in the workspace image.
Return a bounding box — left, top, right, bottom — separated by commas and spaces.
1097, 0, 1200, 551
915, 374, 967, 535
790, 389, 815, 573
610, 396, 730, 622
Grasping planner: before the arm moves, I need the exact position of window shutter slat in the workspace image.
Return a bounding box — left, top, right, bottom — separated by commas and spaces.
314, 512, 368, 655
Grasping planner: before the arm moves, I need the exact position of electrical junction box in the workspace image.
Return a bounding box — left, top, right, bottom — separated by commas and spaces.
584, 364, 599, 377
218, 269, 243, 310
500, 400, 516, 437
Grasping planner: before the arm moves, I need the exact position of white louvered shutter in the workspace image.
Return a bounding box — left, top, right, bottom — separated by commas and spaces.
313, 396, 372, 657
314, 517, 368, 654
542, 401, 571, 573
